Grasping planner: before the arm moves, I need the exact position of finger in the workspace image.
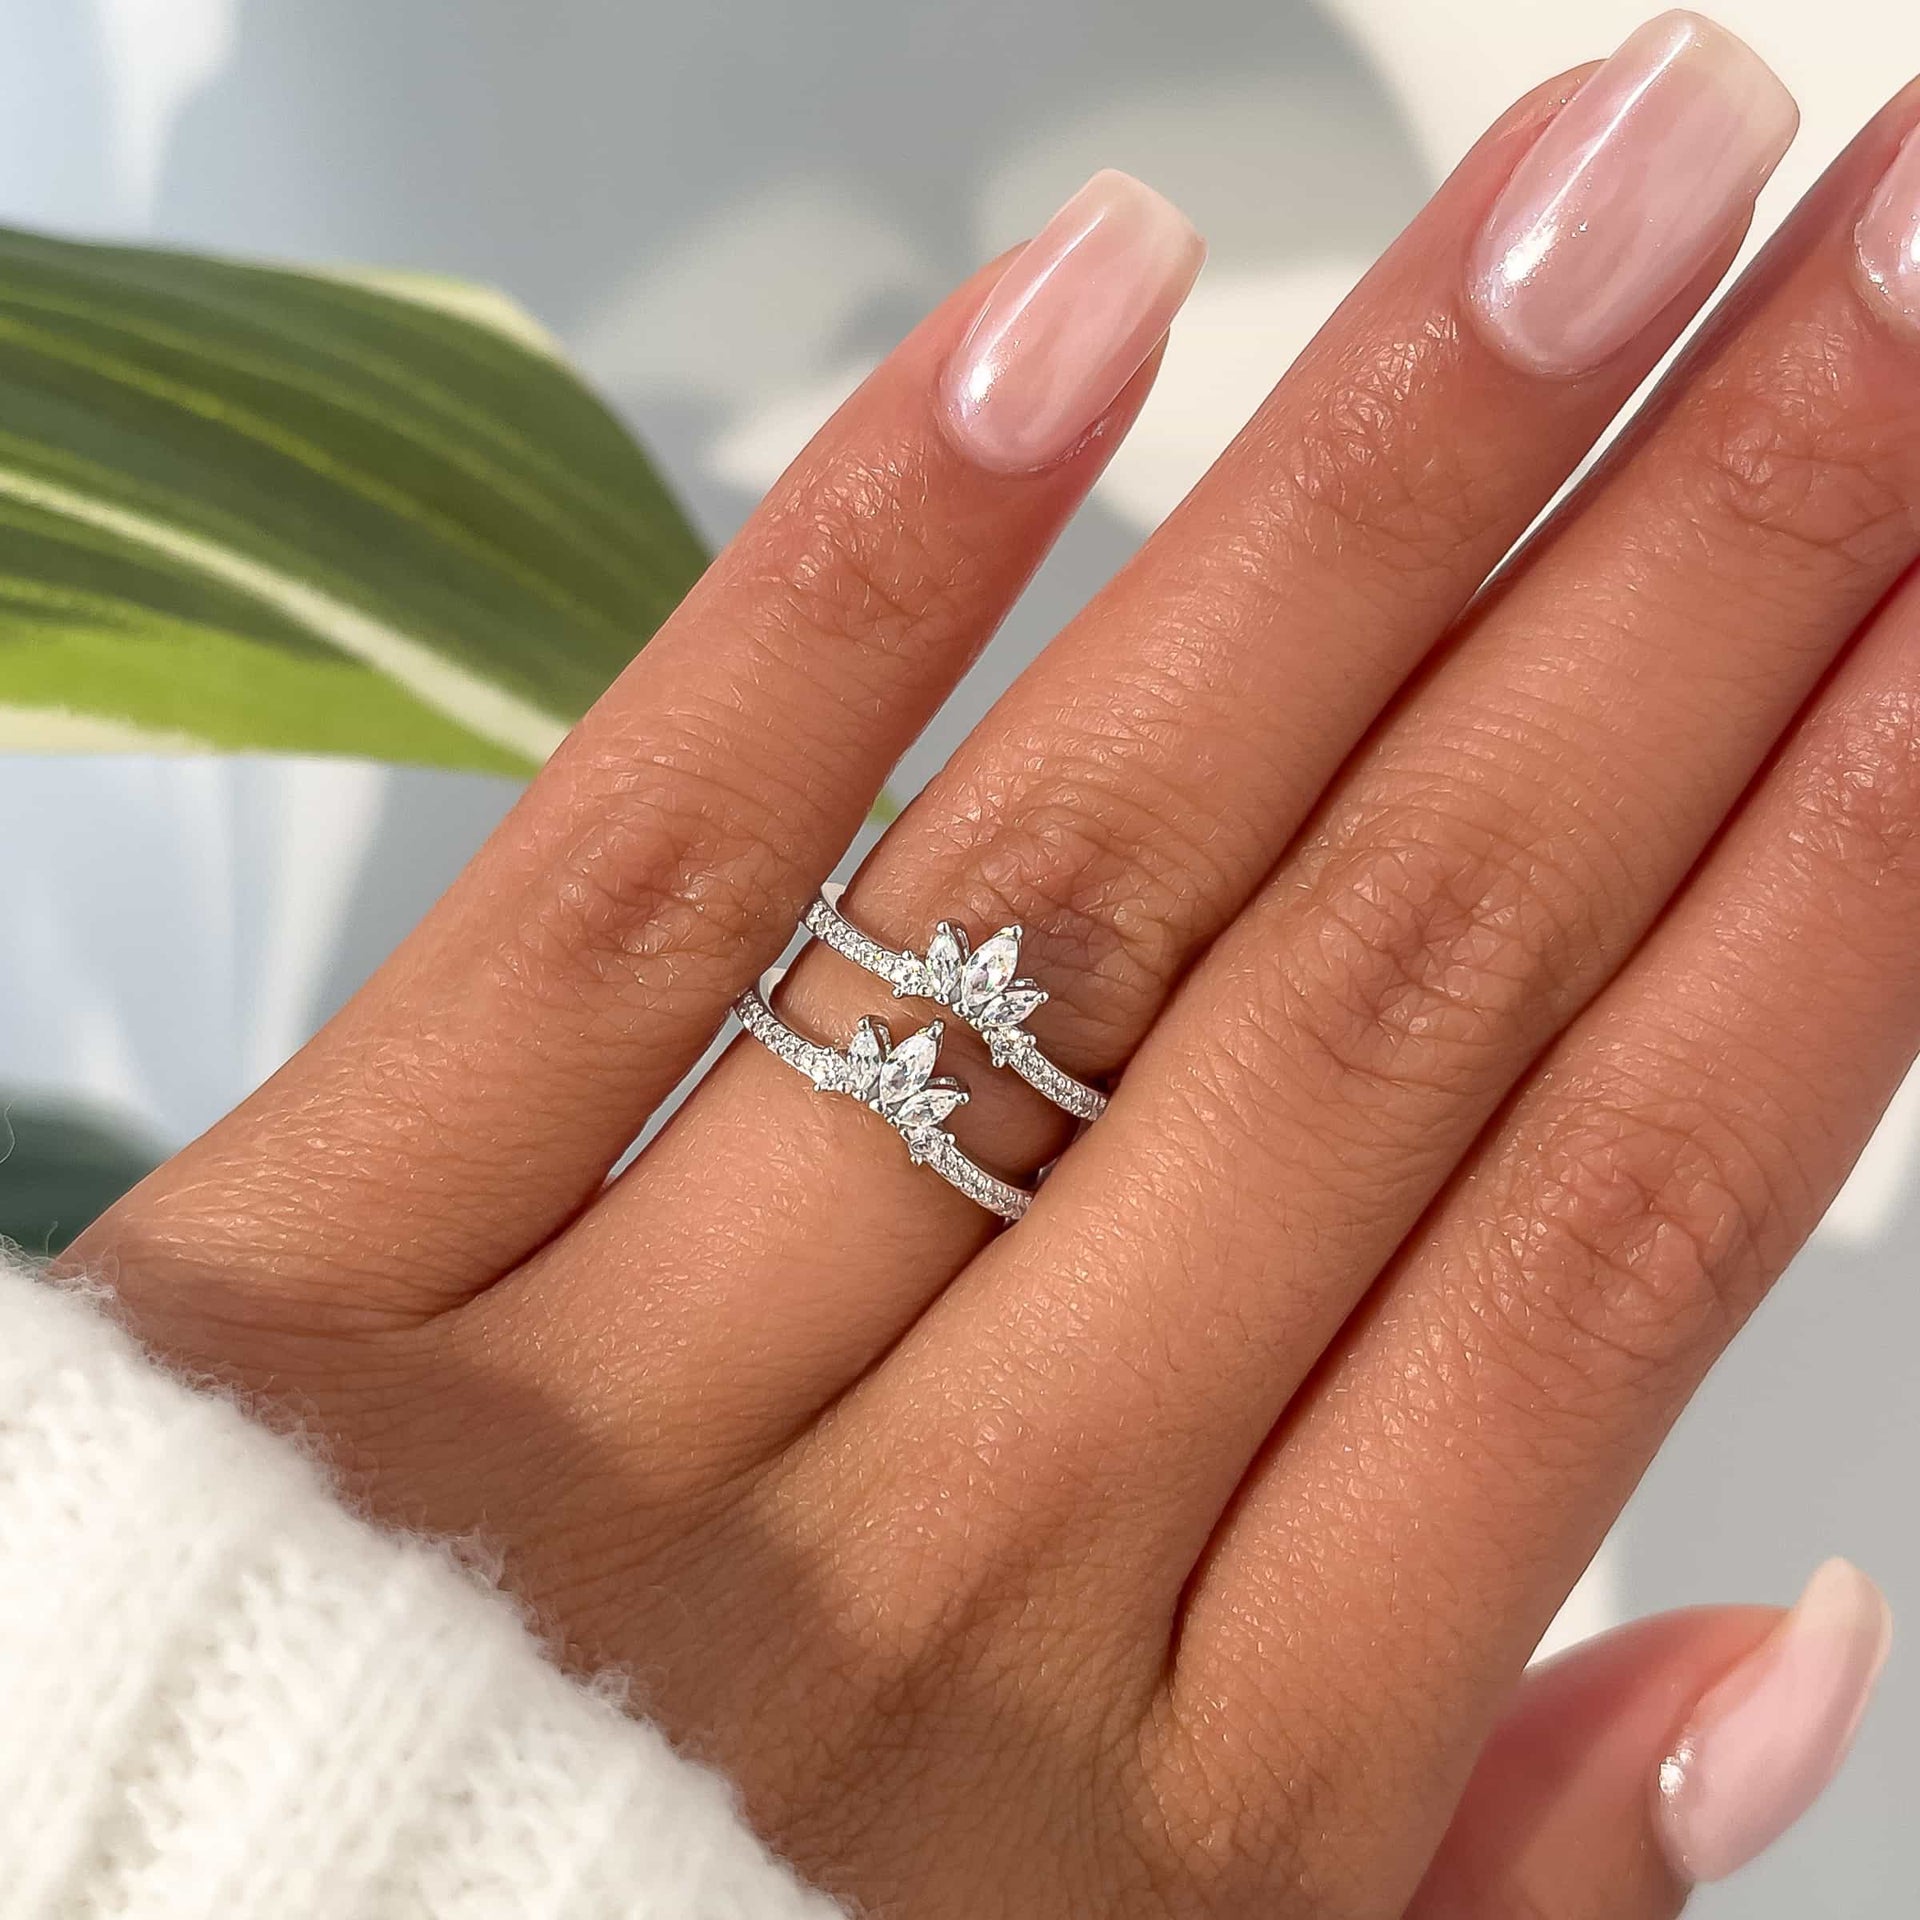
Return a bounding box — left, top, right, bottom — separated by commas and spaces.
1179, 505, 1920, 1885
873, 62, 1920, 1606
528, 34, 1779, 1444
83, 175, 1200, 1327
1409, 1586, 1887, 1919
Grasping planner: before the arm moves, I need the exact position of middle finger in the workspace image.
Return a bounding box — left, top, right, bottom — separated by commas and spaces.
881, 68, 1920, 1613
512, 21, 1794, 1447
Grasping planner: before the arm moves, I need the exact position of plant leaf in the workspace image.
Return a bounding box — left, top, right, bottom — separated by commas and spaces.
0, 225, 710, 774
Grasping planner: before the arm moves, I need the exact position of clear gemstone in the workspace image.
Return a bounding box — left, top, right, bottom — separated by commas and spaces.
876, 1028, 939, 1107
975, 985, 1046, 1031
891, 1085, 966, 1132
847, 1019, 886, 1098
959, 928, 1021, 1011
924, 923, 965, 999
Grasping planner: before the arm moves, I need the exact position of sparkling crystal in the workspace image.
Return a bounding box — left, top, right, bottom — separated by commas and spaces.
959, 927, 1021, 1010
974, 985, 1046, 1031
891, 1085, 966, 1132
847, 1019, 886, 1098
876, 1027, 939, 1107
924, 923, 966, 999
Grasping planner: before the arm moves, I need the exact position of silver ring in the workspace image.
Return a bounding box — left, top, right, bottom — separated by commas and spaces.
732, 977, 1033, 1222
802, 886, 1109, 1123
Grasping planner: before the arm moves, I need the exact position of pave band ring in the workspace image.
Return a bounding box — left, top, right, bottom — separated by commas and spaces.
732, 977, 1034, 1222
802, 886, 1109, 1123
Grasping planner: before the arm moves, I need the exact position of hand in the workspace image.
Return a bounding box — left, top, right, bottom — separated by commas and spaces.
74, 16, 1907, 1915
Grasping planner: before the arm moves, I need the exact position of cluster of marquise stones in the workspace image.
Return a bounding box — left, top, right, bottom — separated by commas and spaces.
891, 923, 1048, 1065
838, 923, 1046, 1160
837, 1016, 967, 1164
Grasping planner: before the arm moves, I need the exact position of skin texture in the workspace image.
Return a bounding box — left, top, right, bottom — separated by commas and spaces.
66, 44, 1920, 1920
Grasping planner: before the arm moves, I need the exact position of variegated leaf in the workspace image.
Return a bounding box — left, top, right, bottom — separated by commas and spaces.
0, 225, 707, 773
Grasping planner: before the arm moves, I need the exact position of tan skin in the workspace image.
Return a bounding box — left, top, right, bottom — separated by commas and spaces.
67, 64, 1920, 1918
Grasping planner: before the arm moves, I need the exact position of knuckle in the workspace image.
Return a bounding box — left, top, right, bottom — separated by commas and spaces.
1680, 332, 1916, 568
512, 747, 800, 1009
1235, 800, 1607, 1114
1467, 1090, 1782, 1405
922, 739, 1233, 1048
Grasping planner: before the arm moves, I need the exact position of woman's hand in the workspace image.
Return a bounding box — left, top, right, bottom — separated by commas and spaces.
71, 13, 1908, 1915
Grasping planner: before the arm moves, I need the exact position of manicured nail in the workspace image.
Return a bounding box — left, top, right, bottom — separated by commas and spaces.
1467, 11, 1797, 377
1656, 1559, 1892, 1883
940, 170, 1204, 474
1856, 123, 1920, 334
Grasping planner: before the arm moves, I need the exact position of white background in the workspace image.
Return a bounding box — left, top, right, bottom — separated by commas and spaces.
0, 0, 1913, 1905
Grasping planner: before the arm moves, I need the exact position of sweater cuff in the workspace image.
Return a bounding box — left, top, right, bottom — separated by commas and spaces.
0, 1260, 841, 1919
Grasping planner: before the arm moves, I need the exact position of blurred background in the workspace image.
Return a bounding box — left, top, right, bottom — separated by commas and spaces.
0, 0, 1913, 1904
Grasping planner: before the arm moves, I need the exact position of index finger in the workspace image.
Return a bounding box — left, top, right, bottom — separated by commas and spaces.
82, 175, 1202, 1327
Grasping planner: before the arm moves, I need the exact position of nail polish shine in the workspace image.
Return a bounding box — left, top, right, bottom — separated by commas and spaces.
1656, 1558, 1892, 1884
1467, 11, 1797, 377
941, 170, 1205, 474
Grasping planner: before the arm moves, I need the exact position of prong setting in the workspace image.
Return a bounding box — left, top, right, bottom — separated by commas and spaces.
732, 981, 1031, 1221
803, 893, 1107, 1123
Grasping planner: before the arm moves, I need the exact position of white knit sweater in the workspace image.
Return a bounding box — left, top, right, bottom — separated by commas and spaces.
0, 1260, 840, 1918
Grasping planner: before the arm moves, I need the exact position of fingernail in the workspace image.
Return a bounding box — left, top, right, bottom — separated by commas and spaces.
940, 169, 1204, 474
1656, 1558, 1892, 1883
1467, 10, 1797, 377
1856, 123, 1920, 334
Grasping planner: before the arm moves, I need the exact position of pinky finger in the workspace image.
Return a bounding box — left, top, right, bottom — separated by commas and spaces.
1410, 1564, 1891, 1919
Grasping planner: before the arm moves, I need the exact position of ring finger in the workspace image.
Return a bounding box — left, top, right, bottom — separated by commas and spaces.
521, 19, 1792, 1444
826, 59, 1920, 1624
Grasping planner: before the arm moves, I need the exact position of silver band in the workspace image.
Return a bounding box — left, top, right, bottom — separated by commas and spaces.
732, 979, 1033, 1222
802, 886, 1109, 1123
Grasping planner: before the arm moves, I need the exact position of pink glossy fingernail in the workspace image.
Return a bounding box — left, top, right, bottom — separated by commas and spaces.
1856, 124, 1920, 334
1656, 1559, 1892, 1884
1467, 10, 1797, 377
941, 169, 1204, 474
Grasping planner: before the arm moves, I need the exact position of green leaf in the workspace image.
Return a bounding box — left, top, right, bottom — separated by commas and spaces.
0, 225, 710, 774
0, 1094, 160, 1255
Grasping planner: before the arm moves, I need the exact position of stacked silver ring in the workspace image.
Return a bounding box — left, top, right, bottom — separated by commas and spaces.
803, 886, 1108, 1123
733, 978, 1034, 1221
730, 888, 1110, 1221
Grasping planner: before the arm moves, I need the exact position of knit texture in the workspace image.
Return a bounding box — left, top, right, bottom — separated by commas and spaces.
0, 1259, 841, 1919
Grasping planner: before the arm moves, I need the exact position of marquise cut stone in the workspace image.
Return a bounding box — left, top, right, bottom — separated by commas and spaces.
960, 928, 1021, 1009
847, 1020, 885, 1097
976, 985, 1046, 1031
891, 1085, 966, 1131
876, 1029, 939, 1107
924, 924, 965, 999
